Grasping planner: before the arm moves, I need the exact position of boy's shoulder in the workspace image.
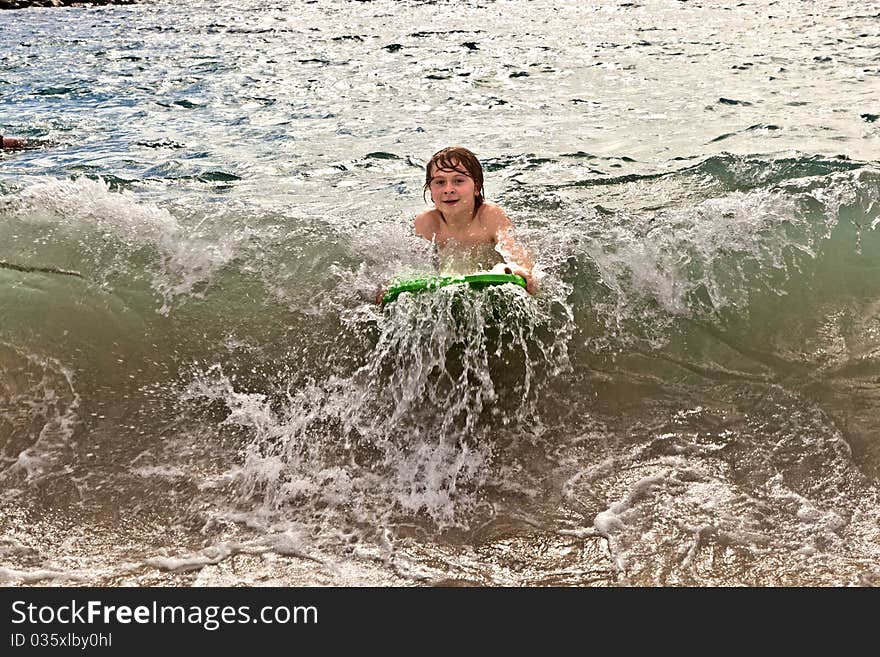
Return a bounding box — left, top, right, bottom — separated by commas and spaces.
414, 208, 441, 225
479, 201, 505, 215
478, 202, 512, 228
414, 208, 442, 238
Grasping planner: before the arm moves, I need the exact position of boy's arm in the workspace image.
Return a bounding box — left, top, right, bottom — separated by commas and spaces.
496, 227, 534, 271
487, 206, 537, 294
482, 205, 531, 267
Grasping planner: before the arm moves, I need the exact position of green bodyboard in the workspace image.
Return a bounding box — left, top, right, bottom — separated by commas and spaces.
382, 272, 527, 304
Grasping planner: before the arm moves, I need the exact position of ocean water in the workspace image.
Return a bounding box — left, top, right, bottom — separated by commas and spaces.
1, 0, 878, 586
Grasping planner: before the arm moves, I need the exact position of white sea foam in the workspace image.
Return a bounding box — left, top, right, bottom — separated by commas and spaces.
3, 177, 251, 314
0, 345, 80, 485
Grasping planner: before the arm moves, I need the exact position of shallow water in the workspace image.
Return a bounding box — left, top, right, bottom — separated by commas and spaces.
1, 0, 879, 586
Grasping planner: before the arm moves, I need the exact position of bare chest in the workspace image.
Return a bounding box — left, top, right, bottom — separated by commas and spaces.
432, 215, 496, 248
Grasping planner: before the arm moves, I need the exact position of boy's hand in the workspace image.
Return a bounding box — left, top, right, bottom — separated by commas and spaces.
491, 262, 537, 295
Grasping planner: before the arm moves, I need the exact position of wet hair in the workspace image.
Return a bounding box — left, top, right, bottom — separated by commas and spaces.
423, 146, 485, 209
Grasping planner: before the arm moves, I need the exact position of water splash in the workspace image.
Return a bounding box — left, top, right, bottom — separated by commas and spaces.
0, 344, 80, 487
0, 177, 245, 315
185, 282, 574, 532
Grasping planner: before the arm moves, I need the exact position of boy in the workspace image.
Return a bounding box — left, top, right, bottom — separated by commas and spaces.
414, 146, 536, 294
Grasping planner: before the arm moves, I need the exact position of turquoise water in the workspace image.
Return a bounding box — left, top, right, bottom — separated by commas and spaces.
1, 0, 879, 586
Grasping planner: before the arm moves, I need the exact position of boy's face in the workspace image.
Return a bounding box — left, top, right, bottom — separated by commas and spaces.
428, 161, 480, 213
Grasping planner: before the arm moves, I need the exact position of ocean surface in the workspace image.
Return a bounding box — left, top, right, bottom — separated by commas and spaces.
1, 0, 879, 586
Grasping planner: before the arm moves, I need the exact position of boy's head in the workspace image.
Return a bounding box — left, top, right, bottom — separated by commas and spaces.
423, 146, 484, 208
